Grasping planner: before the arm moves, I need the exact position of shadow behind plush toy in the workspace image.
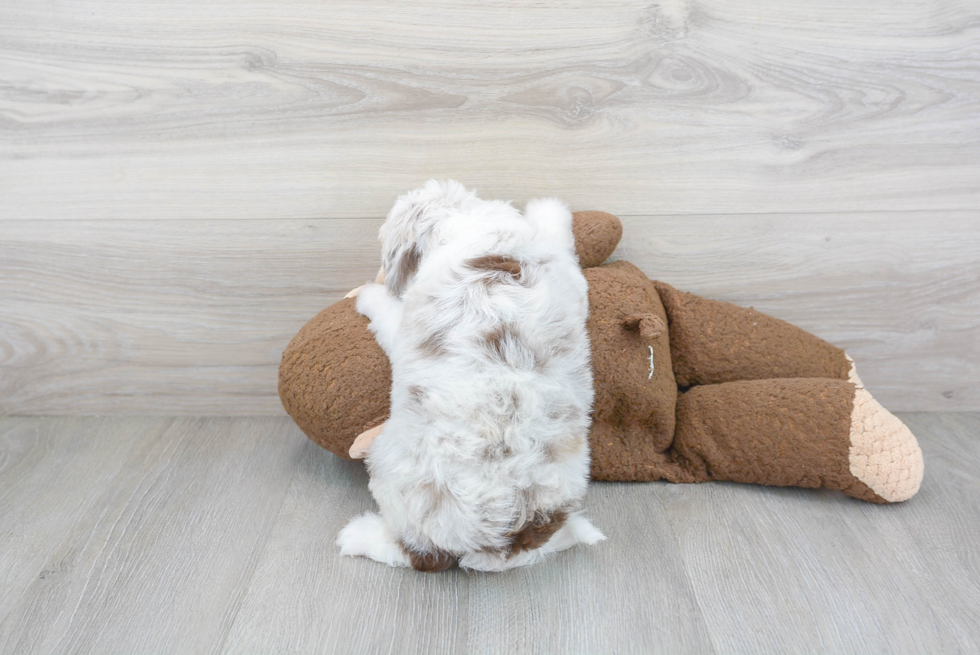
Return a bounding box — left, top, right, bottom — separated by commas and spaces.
280, 210, 924, 504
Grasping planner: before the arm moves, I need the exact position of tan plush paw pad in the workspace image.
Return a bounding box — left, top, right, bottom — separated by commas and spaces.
845, 353, 864, 389
849, 387, 923, 502
349, 423, 384, 459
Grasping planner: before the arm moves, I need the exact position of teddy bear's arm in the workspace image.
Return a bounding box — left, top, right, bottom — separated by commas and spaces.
653, 281, 855, 387
350, 422, 384, 459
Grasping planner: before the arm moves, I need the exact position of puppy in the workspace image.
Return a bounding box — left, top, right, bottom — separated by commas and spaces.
337, 180, 604, 571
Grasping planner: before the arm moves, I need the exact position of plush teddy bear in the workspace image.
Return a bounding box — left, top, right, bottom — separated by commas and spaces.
279, 211, 923, 503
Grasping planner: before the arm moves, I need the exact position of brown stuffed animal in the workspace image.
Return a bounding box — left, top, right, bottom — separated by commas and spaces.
280, 212, 923, 503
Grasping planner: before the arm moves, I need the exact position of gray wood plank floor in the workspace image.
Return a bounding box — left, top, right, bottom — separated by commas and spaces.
1, 414, 977, 654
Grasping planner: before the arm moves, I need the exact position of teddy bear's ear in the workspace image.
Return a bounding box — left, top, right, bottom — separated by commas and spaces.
572, 211, 623, 268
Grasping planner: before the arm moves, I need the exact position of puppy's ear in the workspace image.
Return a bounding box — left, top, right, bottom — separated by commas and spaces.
379, 180, 477, 296
383, 241, 423, 297
379, 198, 429, 297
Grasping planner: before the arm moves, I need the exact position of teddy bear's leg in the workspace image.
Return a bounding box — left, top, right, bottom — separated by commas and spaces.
670, 378, 923, 502
652, 280, 858, 387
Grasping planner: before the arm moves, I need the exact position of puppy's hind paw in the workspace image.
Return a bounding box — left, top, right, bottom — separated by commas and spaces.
566, 512, 607, 546
337, 512, 411, 567
353, 283, 386, 317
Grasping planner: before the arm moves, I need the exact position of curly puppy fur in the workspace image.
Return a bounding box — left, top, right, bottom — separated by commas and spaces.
336, 180, 604, 571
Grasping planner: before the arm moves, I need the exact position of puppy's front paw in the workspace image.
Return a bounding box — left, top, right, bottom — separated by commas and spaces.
337, 512, 411, 567
353, 283, 387, 319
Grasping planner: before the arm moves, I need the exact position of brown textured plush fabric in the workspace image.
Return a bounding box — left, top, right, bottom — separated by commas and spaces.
279, 297, 391, 460
572, 211, 622, 268
278, 209, 915, 502
280, 211, 624, 461
585, 261, 677, 480
672, 378, 884, 503
654, 280, 852, 387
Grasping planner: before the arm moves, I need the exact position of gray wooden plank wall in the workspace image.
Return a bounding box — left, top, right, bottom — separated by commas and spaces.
1, 0, 978, 414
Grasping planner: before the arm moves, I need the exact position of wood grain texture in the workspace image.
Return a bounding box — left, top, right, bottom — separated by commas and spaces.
225, 439, 716, 655
2, 212, 976, 414
1, 0, 978, 219
864, 413, 980, 651
0, 417, 173, 623
660, 482, 950, 653
615, 212, 980, 412
658, 413, 980, 654
462, 481, 714, 654
0, 219, 380, 415
223, 439, 474, 655
1, 414, 979, 653
0, 417, 303, 654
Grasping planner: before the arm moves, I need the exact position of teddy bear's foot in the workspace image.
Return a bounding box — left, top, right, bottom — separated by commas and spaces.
848, 387, 923, 503
667, 378, 923, 503
845, 353, 864, 388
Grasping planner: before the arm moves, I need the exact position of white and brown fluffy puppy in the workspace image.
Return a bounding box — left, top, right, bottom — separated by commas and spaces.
337, 180, 604, 572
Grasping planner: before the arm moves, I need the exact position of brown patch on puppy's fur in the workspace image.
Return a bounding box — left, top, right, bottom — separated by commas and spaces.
508, 510, 568, 555
482, 442, 514, 460
482, 324, 548, 371
544, 434, 586, 462
402, 544, 459, 572
399, 245, 422, 284
418, 330, 448, 358
386, 244, 423, 297
419, 481, 452, 508
467, 255, 522, 277
547, 404, 585, 422
484, 325, 509, 360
